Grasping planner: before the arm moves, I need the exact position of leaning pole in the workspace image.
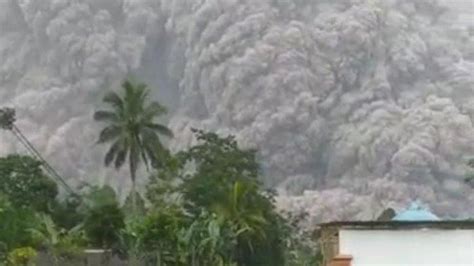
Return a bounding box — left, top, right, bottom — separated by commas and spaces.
0, 107, 76, 195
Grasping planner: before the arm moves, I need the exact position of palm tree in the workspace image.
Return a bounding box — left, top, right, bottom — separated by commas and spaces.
94, 79, 173, 213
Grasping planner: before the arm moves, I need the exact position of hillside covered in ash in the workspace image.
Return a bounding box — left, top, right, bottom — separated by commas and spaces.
0, 0, 473, 222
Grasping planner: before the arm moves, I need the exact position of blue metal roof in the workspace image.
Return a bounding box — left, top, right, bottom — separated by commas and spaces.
392, 201, 440, 221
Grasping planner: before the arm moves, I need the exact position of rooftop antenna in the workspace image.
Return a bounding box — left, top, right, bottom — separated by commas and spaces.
0, 107, 76, 195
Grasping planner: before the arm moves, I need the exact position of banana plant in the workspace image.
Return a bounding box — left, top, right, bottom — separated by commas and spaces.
28, 214, 86, 265
178, 210, 236, 266
211, 181, 268, 251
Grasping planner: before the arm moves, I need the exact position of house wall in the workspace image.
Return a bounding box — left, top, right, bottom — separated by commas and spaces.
339, 229, 474, 266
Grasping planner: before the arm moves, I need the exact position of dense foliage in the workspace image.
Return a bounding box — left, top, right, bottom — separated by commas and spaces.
0, 195, 40, 259
0, 130, 319, 265
82, 186, 125, 249
0, 81, 319, 265
142, 129, 316, 265
178, 130, 286, 265
0, 155, 57, 212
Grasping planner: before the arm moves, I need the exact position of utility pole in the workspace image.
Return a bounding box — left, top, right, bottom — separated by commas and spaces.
0, 107, 15, 130
0, 107, 77, 195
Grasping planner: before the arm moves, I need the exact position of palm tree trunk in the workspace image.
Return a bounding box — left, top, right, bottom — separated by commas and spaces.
130, 162, 137, 216
131, 177, 137, 216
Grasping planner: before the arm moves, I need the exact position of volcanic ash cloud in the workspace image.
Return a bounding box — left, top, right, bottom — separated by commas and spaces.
0, 0, 473, 221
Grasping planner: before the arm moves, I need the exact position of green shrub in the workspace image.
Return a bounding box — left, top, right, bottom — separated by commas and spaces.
50, 195, 83, 230
82, 186, 125, 249
0, 195, 40, 255
29, 214, 86, 261
6, 247, 37, 266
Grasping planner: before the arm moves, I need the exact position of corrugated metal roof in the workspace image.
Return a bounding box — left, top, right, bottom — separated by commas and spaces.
318, 220, 474, 230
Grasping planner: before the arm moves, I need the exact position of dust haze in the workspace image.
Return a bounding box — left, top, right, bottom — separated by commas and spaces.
0, 0, 473, 224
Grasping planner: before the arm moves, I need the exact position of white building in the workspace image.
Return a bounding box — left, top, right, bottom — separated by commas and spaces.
319, 203, 474, 266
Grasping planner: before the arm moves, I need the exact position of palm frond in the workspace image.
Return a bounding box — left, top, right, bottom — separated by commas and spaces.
105, 140, 121, 166
143, 102, 168, 121
143, 143, 158, 165
141, 127, 161, 146
145, 123, 174, 138
135, 83, 149, 107
127, 81, 144, 110
115, 148, 128, 169
103, 91, 123, 109
122, 80, 144, 118
146, 142, 170, 169
136, 136, 150, 171
141, 128, 161, 164
122, 80, 135, 98
93, 110, 119, 122
122, 80, 137, 119
97, 126, 122, 144
141, 127, 173, 169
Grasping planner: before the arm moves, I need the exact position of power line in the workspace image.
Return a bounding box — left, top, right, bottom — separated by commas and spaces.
12, 125, 76, 195
0, 107, 77, 196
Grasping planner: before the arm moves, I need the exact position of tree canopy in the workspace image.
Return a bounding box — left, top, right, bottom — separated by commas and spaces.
0, 155, 58, 212
147, 129, 290, 265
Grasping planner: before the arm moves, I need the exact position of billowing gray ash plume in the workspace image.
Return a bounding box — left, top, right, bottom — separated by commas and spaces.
0, 0, 473, 223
